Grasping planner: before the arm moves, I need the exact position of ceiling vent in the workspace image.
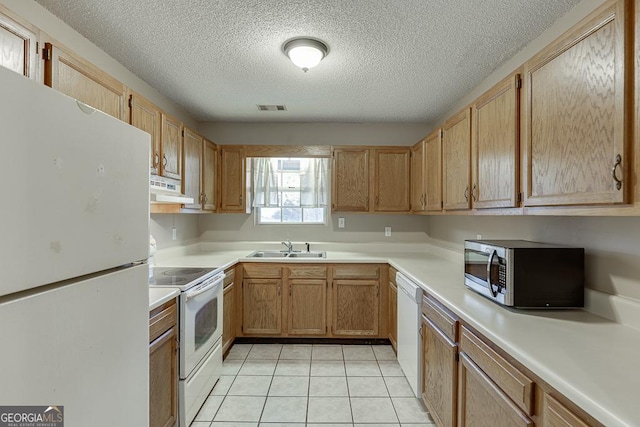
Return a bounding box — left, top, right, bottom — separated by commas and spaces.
257, 104, 287, 111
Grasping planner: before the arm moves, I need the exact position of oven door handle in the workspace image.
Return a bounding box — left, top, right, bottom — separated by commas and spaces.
486, 250, 498, 298
185, 273, 224, 301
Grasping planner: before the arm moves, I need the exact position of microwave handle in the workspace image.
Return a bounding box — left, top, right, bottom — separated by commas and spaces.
486, 250, 498, 297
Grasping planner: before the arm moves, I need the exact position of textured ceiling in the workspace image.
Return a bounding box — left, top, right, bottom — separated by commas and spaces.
35, 0, 580, 123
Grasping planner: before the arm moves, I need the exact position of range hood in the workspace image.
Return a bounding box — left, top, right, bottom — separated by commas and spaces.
150, 176, 194, 205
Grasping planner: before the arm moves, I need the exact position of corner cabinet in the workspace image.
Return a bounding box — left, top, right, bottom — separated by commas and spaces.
411, 139, 426, 213
472, 72, 521, 209
202, 139, 218, 211
219, 145, 246, 213
332, 147, 370, 212
0, 5, 39, 80
425, 129, 443, 212
442, 108, 472, 211
241, 264, 282, 335
522, 0, 629, 207
43, 42, 128, 121
149, 299, 178, 427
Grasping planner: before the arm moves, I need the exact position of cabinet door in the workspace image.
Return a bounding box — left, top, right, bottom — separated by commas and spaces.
242, 279, 282, 335
523, 0, 627, 206
458, 353, 533, 427
149, 327, 178, 427
333, 279, 379, 336
202, 139, 217, 212
472, 73, 520, 209
421, 316, 457, 427
160, 113, 182, 180
542, 393, 590, 427
443, 108, 472, 210
411, 140, 426, 212
219, 145, 246, 212
182, 128, 202, 210
130, 92, 161, 174
425, 129, 443, 211
44, 43, 128, 121
373, 148, 411, 212
288, 279, 327, 335
223, 282, 234, 355
332, 147, 369, 212
389, 281, 398, 351
0, 5, 38, 79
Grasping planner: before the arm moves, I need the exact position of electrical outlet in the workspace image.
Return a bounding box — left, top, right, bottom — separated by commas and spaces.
476, 234, 482, 240
385, 226, 391, 237
338, 217, 345, 228
172, 227, 177, 240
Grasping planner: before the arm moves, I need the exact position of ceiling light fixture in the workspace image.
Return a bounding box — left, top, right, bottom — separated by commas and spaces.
283, 38, 328, 73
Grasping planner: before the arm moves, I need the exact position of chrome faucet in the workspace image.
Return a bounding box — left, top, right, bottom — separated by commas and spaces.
281, 240, 293, 253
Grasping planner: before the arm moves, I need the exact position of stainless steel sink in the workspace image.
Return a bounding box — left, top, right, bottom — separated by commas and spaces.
287, 251, 327, 258
247, 251, 289, 258
247, 250, 327, 258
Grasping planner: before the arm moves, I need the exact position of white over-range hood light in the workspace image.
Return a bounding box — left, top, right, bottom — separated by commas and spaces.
149, 175, 194, 205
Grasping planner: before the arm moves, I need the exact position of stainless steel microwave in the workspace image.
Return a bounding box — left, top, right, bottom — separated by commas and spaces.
464, 240, 584, 308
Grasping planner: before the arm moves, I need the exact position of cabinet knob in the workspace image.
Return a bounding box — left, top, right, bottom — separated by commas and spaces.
612, 154, 623, 190
464, 186, 469, 202
163, 154, 168, 168
472, 184, 477, 202
154, 152, 160, 168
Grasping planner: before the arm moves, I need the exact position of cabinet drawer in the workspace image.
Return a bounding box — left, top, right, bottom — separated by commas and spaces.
224, 267, 235, 287
149, 300, 177, 343
287, 265, 327, 279
243, 264, 282, 278
332, 264, 380, 279
422, 294, 458, 342
389, 267, 397, 286
460, 325, 534, 416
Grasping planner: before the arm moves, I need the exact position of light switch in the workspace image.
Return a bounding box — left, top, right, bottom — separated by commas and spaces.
385, 226, 391, 237
338, 217, 345, 228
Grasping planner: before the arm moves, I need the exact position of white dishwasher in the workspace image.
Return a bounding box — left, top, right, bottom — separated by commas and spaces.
396, 272, 424, 398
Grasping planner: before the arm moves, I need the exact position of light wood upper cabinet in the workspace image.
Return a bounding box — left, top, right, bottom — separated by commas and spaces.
288, 279, 327, 335
472, 72, 521, 209
242, 278, 282, 335
373, 147, 411, 212
443, 108, 472, 210
182, 127, 202, 210
425, 129, 443, 211
160, 113, 183, 180
129, 92, 161, 174
411, 139, 426, 213
332, 147, 370, 212
219, 145, 246, 213
522, 0, 628, 207
202, 139, 217, 212
44, 42, 128, 121
0, 5, 38, 80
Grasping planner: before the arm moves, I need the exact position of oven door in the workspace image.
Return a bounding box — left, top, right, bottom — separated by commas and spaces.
464, 242, 508, 304
180, 272, 224, 378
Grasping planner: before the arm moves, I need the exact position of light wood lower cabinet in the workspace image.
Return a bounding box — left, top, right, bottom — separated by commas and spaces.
222, 268, 235, 356
333, 279, 379, 336
242, 278, 282, 335
149, 299, 178, 427
288, 279, 327, 335
542, 393, 590, 427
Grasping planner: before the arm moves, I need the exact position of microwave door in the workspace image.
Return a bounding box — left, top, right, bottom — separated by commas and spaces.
465, 249, 502, 297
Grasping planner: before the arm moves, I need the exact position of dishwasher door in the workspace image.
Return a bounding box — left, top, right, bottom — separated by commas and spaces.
396, 272, 423, 397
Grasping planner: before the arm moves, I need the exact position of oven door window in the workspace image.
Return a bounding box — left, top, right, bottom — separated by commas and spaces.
465, 249, 502, 290
194, 297, 218, 351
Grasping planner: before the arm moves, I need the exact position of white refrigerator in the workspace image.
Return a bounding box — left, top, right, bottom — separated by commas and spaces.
0, 65, 151, 427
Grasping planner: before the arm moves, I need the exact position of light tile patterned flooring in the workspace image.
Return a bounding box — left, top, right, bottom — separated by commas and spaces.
191, 344, 435, 427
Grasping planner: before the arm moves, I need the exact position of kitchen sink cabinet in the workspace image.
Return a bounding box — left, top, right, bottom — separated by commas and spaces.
149, 299, 178, 427
421, 294, 458, 427
160, 112, 183, 180
388, 267, 398, 352
44, 42, 128, 122
442, 108, 472, 211
182, 127, 203, 210
0, 4, 39, 80
288, 279, 328, 335
202, 139, 217, 212
373, 147, 411, 212
522, 0, 629, 207
222, 267, 235, 357
471, 72, 521, 209
425, 129, 443, 212
129, 92, 162, 175
411, 139, 426, 213
332, 147, 370, 212
219, 145, 246, 213
331, 264, 382, 336
242, 278, 282, 335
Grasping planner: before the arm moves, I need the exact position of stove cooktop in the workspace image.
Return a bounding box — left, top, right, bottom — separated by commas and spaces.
149, 266, 218, 290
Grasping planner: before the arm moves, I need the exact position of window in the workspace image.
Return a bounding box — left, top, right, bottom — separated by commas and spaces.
251, 157, 329, 224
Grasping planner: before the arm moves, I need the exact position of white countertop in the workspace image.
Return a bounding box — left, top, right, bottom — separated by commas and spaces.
154, 243, 638, 426
149, 287, 180, 311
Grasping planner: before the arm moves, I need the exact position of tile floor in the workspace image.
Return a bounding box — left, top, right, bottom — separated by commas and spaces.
191, 343, 435, 427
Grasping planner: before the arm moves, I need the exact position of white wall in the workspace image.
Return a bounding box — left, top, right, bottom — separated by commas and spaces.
200, 122, 430, 146
1, 0, 197, 128
150, 214, 200, 249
